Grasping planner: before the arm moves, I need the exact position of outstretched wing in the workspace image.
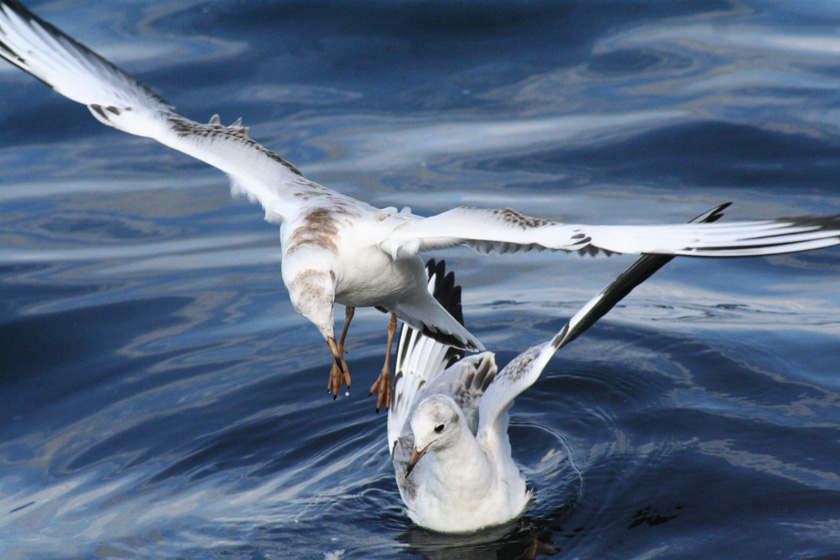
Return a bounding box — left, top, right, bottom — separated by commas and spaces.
389, 259, 500, 503
383, 204, 840, 259
388, 259, 467, 454
474, 203, 728, 445
549, 202, 727, 351
0, 0, 325, 224
389, 259, 501, 452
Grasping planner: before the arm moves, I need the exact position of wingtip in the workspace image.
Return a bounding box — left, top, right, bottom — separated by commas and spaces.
468, 338, 486, 353
691, 202, 731, 224
425, 258, 465, 325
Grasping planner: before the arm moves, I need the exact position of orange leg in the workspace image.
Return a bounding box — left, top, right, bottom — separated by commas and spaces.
327, 306, 354, 398
369, 312, 397, 411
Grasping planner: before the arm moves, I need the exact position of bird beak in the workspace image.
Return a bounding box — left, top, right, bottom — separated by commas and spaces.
327, 336, 344, 374
405, 442, 432, 477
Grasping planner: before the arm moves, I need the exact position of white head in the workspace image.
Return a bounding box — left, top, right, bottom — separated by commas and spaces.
406, 394, 464, 476
287, 267, 337, 342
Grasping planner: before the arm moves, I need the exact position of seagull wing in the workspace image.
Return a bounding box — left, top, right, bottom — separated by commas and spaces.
388, 260, 465, 454
389, 259, 498, 505
384, 204, 840, 259
389, 259, 498, 452
549, 202, 727, 351
0, 0, 319, 224
474, 203, 727, 445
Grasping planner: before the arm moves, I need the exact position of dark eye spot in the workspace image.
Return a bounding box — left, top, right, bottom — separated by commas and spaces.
434, 424, 445, 433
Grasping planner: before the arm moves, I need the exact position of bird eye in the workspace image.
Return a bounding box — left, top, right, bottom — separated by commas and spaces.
434, 424, 445, 433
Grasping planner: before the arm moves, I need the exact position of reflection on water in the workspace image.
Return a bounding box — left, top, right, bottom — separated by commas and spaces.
2, 0, 840, 559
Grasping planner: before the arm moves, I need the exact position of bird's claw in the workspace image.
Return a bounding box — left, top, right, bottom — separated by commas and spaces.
327, 353, 350, 399
369, 368, 391, 411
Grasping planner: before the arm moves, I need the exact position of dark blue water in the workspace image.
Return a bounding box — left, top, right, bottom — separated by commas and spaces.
2, 1, 840, 558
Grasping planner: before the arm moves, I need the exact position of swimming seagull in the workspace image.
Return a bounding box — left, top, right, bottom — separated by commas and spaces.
388, 206, 723, 533
3, 1, 840, 409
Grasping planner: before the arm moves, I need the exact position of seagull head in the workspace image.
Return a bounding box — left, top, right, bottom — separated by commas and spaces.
286, 267, 341, 359
406, 394, 463, 477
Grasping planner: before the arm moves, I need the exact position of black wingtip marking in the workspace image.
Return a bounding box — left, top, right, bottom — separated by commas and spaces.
0, 35, 26, 67
554, 203, 727, 350
676, 208, 840, 256
426, 258, 464, 327
412, 258, 469, 360
90, 104, 108, 121
91, 104, 122, 118
419, 324, 468, 350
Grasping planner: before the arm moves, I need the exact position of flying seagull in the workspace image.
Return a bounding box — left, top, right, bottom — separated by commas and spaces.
388, 205, 723, 532
2, 1, 840, 410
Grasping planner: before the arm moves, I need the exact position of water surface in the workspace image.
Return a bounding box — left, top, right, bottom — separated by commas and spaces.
1, 1, 840, 558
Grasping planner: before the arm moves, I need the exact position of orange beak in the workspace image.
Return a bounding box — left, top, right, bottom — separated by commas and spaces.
406, 441, 433, 477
